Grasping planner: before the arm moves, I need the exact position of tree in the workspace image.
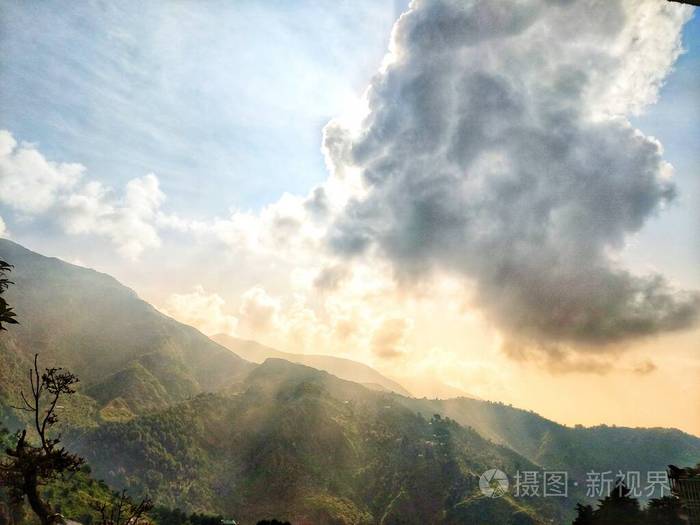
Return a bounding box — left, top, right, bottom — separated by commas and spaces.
0, 355, 84, 525
593, 482, 643, 525
0, 259, 18, 330
572, 503, 594, 525
0, 259, 20, 525
91, 489, 153, 525
149, 507, 189, 525
149, 506, 223, 525
645, 496, 684, 525
571, 483, 685, 524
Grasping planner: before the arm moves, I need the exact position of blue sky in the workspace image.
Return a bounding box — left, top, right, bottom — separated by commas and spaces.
0, 0, 696, 318
0, 0, 402, 217
0, 1, 695, 263
627, 9, 699, 287
0, 1, 696, 268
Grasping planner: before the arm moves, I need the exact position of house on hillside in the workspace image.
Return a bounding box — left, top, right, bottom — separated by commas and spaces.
669, 464, 700, 525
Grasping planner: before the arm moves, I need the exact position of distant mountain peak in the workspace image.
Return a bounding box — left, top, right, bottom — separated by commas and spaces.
212, 333, 412, 397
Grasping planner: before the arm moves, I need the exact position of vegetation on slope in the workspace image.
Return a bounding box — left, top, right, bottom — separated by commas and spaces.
2, 241, 698, 524
68, 360, 564, 524
400, 396, 700, 492
0, 239, 253, 418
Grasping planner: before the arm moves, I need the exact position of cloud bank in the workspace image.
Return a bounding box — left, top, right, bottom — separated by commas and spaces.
0, 130, 164, 259
1, 0, 697, 372
324, 0, 699, 353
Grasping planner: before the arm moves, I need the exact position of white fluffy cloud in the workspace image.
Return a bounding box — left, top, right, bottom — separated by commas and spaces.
1, 0, 697, 375
0, 130, 164, 259
238, 286, 281, 332
61, 174, 165, 259
0, 130, 83, 213
0, 216, 8, 238
323, 0, 699, 358
0, 127, 329, 262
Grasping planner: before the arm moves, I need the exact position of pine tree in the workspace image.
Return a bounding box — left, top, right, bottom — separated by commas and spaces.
645, 496, 684, 525
572, 503, 595, 525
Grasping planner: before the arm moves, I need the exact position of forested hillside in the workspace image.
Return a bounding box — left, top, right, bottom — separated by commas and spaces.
400, 396, 700, 485
0, 239, 253, 423
1, 240, 699, 524
68, 359, 563, 524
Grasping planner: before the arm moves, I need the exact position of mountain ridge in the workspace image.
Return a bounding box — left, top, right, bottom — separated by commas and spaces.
0, 238, 254, 418
212, 333, 412, 397
1, 238, 699, 523
68, 358, 564, 524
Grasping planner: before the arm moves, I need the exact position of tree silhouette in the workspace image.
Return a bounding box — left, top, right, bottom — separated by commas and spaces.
91, 488, 153, 525
593, 482, 643, 525
645, 496, 684, 525
572, 503, 594, 525
0, 258, 20, 525
571, 481, 685, 524
0, 260, 18, 330
0, 355, 84, 525
149, 507, 225, 525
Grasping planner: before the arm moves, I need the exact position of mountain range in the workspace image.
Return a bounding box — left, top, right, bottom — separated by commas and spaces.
211, 334, 411, 397
1, 238, 698, 524
0, 239, 252, 422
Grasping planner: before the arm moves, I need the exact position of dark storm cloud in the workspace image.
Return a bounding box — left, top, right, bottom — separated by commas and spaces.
324, 0, 699, 351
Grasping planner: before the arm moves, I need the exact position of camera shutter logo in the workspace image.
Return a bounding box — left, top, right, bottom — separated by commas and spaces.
480, 469, 509, 498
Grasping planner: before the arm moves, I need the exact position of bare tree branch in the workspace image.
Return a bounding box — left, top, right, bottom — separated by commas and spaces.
0, 354, 85, 525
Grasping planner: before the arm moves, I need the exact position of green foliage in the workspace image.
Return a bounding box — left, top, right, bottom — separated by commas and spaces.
397, 396, 700, 507
445, 495, 538, 525
571, 483, 685, 525
2, 459, 222, 525
0, 259, 18, 330
0, 239, 252, 422
0, 356, 85, 525
148, 506, 223, 525
645, 496, 685, 525
40, 465, 114, 525
67, 360, 563, 524
0, 437, 105, 525
572, 503, 594, 525
2, 239, 698, 524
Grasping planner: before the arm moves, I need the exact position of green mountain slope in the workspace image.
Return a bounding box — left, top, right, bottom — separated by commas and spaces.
212, 333, 412, 397
2, 239, 699, 524
0, 239, 254, 418
399, 396, 700, 493
68, 359, 562, 525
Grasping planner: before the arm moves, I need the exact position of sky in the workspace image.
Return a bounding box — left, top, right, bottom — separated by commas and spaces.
0, 0, 699, 434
